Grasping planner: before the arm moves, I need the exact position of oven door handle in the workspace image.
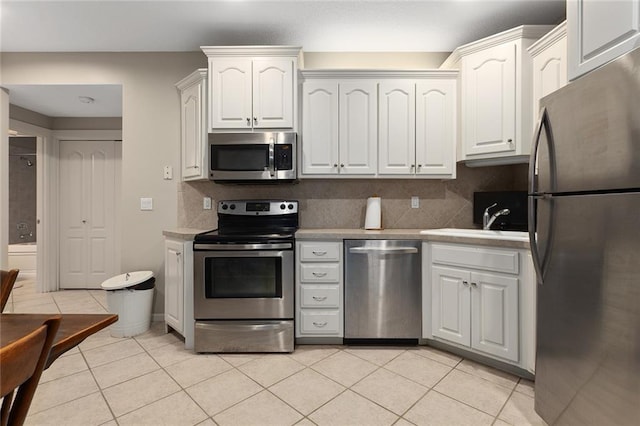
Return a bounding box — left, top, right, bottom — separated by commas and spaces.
194, 243, 292, 250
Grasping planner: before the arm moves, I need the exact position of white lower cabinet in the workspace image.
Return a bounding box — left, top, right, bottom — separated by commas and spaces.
424, 242, 535, 372
164, 237, 194, 349
296, 241, 343, 339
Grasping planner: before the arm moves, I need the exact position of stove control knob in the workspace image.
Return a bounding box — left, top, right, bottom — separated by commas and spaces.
229, 204, 236, 210
280, 203, 286, 210
221, 204, 228, 210
288, 204, 294, 210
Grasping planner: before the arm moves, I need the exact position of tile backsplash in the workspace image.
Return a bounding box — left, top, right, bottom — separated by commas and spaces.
178, 164, 526, 230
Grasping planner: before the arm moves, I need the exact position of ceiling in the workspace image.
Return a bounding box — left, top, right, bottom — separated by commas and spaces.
1, 0, 566, 118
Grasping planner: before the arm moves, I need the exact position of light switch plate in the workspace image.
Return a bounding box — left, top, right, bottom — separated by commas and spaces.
140, 197, 153, 211
203, 197, 212, 210
411, 196, 419, 208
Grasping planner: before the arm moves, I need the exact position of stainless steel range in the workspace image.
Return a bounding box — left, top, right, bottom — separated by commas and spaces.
193, 200, 298, 353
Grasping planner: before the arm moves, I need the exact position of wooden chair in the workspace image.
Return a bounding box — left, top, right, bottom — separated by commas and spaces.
0, 315, 61, 426
1, 270, 19, 312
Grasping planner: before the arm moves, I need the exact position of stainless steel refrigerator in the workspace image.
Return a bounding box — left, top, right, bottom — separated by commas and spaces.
529, 47, 640, 425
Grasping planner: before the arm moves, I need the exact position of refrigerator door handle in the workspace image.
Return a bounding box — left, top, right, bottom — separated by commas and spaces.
529, 106, 547, 195
529, 106, 553, 284
529, 194, 544, 283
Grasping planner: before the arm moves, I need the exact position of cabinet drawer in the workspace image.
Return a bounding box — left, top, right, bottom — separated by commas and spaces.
431, 244, 519, 275
300, 285, 340, 308
300, 310, 340, 334
300, 263, 340, 283
299, 242, 341, 262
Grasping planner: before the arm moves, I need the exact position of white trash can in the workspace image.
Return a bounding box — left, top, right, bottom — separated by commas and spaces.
101, 271, 155, 337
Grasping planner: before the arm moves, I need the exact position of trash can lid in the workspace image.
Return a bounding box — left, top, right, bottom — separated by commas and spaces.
101, 271, 154, 290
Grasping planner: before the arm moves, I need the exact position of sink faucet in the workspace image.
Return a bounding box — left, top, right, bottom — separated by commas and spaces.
483, 203, 511, 230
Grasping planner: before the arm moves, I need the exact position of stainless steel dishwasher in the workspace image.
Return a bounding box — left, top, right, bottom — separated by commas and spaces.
344, 239, 421, 342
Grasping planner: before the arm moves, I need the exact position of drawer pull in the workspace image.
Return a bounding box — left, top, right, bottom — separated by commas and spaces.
312, 250, 327, 256
313, 321, 328, 328
312, 272, 327, 278
312, 296, 327, 301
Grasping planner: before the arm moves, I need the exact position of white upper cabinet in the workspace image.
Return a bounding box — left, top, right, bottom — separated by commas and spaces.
568, 0, 640, 80
529, 22, 567, 127
301, 81, 339, 174
301, 70, 458, 179
442, 25, 554, 166
415, 78, 457, 176
202, 46, 301, 131
463, 42, 517, 158
379, 81, 416, 174
176, 69, 208, 181
339, 81, 378, 175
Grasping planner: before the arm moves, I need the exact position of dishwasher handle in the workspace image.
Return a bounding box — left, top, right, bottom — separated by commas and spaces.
348, 246, 418, 255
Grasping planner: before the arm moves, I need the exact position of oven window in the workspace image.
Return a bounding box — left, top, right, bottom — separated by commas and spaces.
204, 256, 282, 298
211, 145, 268, 171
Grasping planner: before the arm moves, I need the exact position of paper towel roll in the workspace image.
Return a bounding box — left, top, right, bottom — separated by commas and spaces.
364, 197, 382, 230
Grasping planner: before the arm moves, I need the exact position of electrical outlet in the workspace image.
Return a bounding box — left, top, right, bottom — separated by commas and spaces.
203, 197, 212, 210
411, 196, 419, 208
163, 165, 173, 180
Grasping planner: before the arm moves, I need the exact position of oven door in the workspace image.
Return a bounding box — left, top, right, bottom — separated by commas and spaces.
193, 245, 294, 319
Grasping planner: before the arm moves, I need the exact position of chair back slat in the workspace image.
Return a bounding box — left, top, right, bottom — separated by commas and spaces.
0, 315, 61, 426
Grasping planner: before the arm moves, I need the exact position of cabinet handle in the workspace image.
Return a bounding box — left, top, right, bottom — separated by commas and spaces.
253, 117, 258, 124
175, 252, 181, 256
471, 282, 477, 287
312, 296, 327, 301
313, 321, 328, 328
507, 138, 513, 143
312, 251, 327, 256
462, 280, 469, 286
246, 118, 250, 125
340, 164, 344, 168
312, 272, 327, 278
333, 163, 338, 168
411, 164, 415, 169
417, 164, 422, 169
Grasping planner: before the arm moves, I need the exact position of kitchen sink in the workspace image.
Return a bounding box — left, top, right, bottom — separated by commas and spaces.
420, 228, 529, 242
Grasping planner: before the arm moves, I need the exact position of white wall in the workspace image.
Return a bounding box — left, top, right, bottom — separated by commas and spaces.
1, 52, 207, 313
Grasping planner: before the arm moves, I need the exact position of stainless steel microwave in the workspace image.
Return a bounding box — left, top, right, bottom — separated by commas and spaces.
209, 132, 296, 183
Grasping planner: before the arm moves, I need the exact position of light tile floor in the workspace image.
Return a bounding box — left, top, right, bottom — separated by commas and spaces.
4, 280, 547, 426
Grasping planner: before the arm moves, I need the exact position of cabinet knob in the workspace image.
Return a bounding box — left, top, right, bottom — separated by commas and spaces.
340, 164, 344, 168
418, 164, 422, 168
194, 165, 199, 169
175, 252, 181, 256
82, 220, 87, 224
462, 280, 469, 286
253, 117, 257, 123
411, 164, 415, 169
333, 164, 338, 168
246, 118, 250, 125
471, 282, 477, 287
507, 138, 513, 143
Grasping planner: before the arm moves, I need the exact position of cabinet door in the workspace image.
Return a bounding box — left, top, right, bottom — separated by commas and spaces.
180, 77, 207, 180
252, 59, 294, 128
210, 58, 252, 129
431, 266, 471, 347
164, 239, 184, 334
463, 43, 516, 157
532, 35, 567, 126
470, 271, 518, 362
378, 81, 415, 174
415, 79, 456, 176
301, 81, 339, 174
339, 81, 377, 175
568, 0, 640, 80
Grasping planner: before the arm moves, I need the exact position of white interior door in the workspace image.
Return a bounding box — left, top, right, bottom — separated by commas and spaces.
59, 140, 116, 289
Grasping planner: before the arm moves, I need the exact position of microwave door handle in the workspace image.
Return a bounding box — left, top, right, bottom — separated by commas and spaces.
268, 139, 275, 177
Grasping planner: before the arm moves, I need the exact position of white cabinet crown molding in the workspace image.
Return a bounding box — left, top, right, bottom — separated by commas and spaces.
527, 21, 567, 56
440, 25, 556, 69
175, 68, 207, 89
201, 46, 302, 57
300, 69, 458, 80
